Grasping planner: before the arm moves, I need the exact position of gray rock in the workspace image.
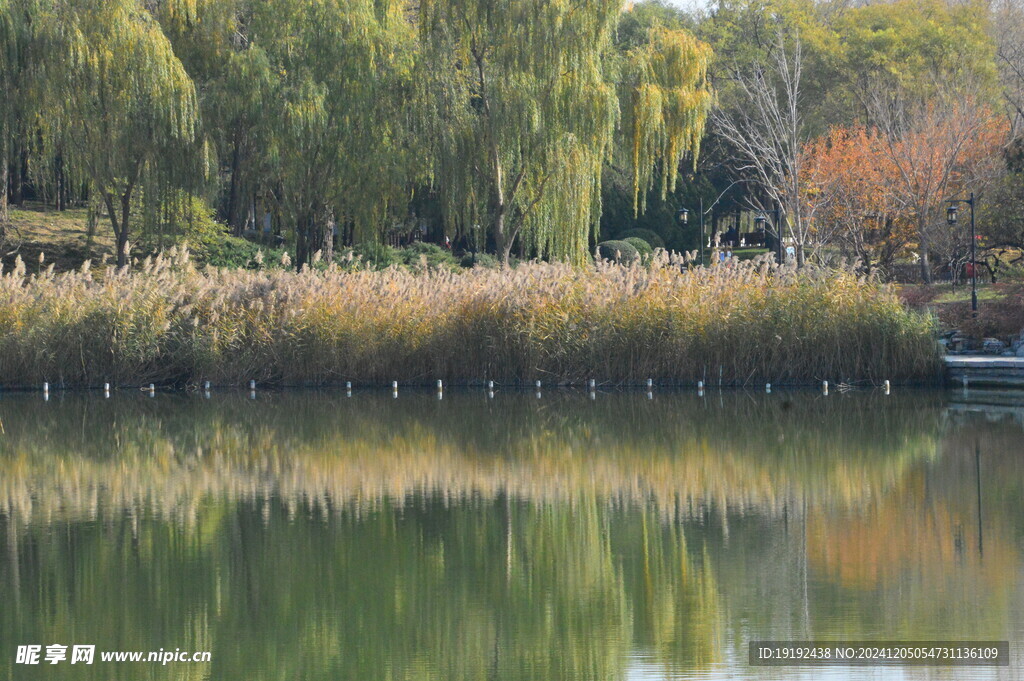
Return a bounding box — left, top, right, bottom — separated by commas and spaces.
983, 338, 1007, 354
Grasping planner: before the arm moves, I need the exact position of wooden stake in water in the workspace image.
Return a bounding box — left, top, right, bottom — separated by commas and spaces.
104, 382, 111, 398
392, 381, 398, 398
437, 380, 443, 392
883, 379, 891, 395
822, 380, 829, 395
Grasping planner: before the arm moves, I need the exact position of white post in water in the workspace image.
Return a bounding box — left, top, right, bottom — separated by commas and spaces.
437, 380, 443, 392
104, 382, 111, 398
766, 383, 772, 393
883, 380, 891, 395
488, 390, 495, 399
697, 380, 704, 390
392, 381, 398, 398
488, 380, 494, 390
535, 380, 541, 389
589, 391, 596, 400
822, 380, 829, 395
250, 390, 256, 400
536, 390, 542, 399
646, 378, 653, 389
647, 391, 653, 400
204, 381, 211, 391
43, 382, 49, 394
249, 380, 256, 390
149, 384, 155, 396
588, 379, 596, 390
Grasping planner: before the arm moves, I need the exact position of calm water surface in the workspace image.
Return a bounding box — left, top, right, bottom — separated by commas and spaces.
0, 390, 1021, 680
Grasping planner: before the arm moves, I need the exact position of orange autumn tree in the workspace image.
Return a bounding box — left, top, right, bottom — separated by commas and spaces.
802, 105, 1006, 279
801, 126, 914, 274
868, 97, 1007, 282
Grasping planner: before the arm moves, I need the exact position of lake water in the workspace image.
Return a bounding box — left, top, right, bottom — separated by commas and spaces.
0, 390, 1021, 680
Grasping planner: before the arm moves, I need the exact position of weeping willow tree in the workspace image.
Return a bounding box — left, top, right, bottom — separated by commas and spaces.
152, 0, 278, 236
60, 0, 199, 267
243, 0, 417, 268
418, 0, 713, 265
0, 0, 55, 245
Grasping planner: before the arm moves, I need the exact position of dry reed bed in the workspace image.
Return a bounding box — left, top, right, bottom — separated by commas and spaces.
0, 250, 940, 387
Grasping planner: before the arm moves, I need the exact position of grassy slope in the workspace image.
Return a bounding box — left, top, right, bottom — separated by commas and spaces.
2, 203, 114, 272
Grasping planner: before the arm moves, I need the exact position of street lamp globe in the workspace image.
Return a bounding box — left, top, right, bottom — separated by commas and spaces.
946, 204, 958, 225
677, 208, 689, 225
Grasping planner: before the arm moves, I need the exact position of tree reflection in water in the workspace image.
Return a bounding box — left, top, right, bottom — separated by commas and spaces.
0, 391, 1021, 680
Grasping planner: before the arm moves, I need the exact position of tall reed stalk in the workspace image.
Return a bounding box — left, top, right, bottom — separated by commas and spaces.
0, 250, 939, 387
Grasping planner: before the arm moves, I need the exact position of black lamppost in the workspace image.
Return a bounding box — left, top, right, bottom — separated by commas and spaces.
678, 206, 703, 265
683, 181, 747, 267
946, 192, 977, 312
754, 203, 783, 263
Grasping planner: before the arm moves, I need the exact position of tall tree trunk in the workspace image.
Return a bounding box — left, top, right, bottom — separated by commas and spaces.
104, 188, 134, 268
494, 208, 512, 265
918, 222, 932, 284
0, 127, 8, 244
226, 133, 243, 235
85, 197, 98, 258
295, 211, 311, 269
0, 131, 8, 245
320, 210, 335, 262
13, 145, 26, 206
54, 152, 64, 211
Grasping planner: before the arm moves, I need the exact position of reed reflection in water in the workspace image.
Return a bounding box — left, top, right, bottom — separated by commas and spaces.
0, 390, 1021, 681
